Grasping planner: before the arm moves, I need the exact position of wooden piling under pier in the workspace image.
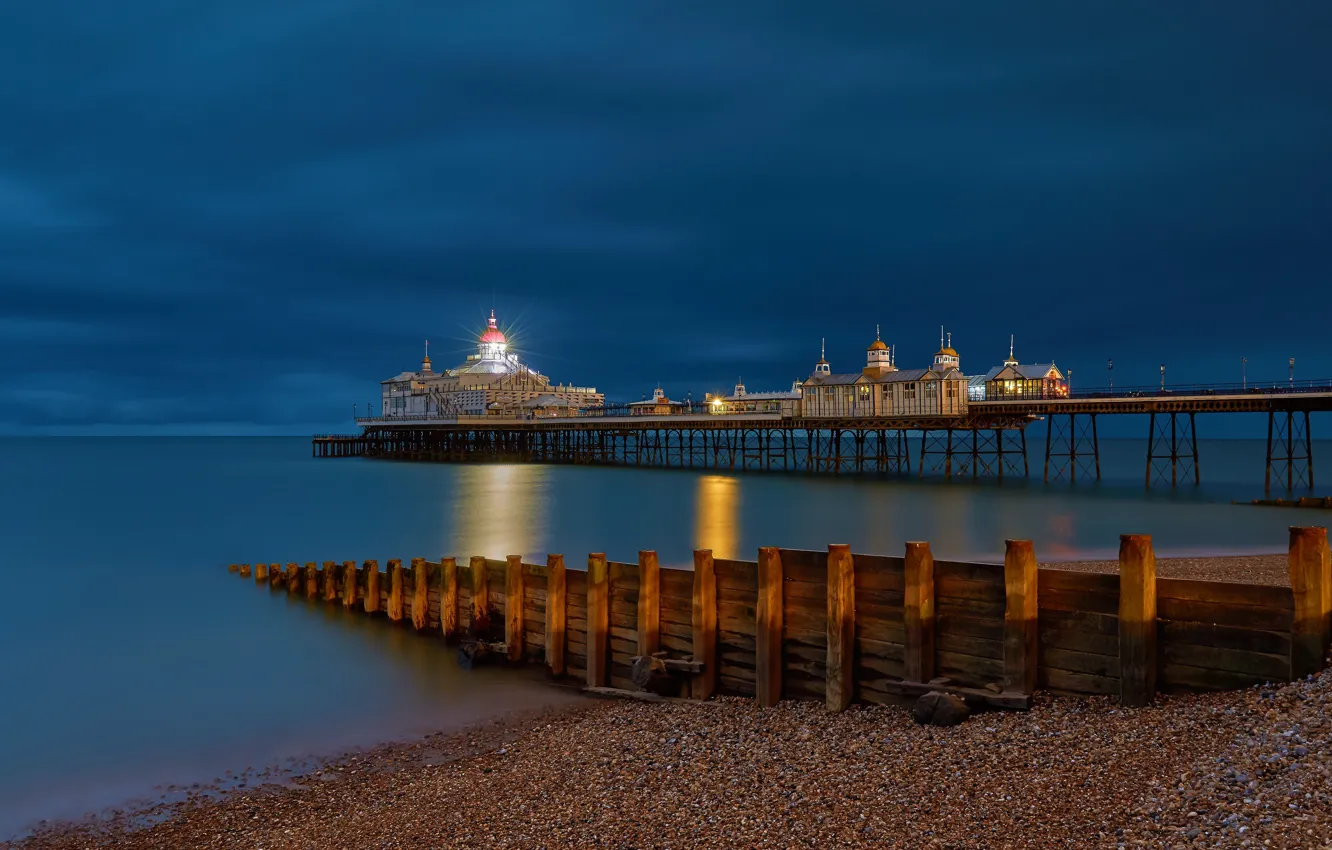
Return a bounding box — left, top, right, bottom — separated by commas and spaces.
229, 528, 1331, 709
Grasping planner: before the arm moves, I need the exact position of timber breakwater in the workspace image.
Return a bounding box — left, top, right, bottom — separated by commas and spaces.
230, 527, 1332, 710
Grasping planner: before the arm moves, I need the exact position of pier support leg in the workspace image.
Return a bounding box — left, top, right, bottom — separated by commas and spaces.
1264, 410, 1313, 492
1147, 412, 1199, 489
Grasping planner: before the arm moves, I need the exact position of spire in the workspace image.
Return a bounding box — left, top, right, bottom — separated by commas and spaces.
821, 338, 826, 362
876, 324, 881, 342
1009, 334, 1014, 360
947, 332, 952, 349
940, 325, 945, 349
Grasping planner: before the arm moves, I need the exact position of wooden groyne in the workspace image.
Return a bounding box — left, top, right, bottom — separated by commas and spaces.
229, 527, 1332, 710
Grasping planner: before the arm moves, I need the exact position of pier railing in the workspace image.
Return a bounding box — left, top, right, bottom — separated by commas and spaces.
230, 527, 1331, 711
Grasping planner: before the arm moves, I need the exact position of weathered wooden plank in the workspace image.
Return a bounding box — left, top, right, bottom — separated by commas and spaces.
1039, 626, 1119, 657
470, 556, 489, 637
1160, 662, 1277, 692
937, 575, 1006, 603
412, 558, 429, 630
661, 567, 693, 597
506, 555, 524, 662
825, 544, 854, 712
1039, 667, 1119, 696
1037, 588, 1121, 616
387, 559, 404, 622
1004, 540, 1039, 694
714, 559, 758, 589
545, 554, 566, 676
1158, 619, 1290, 656
935, 595, 1007, 619
775, 549, 828, 586
1161, 643, 1290, 681
342, 561, 358, 607
938, 612, 1005, 642
1158, 577, 1294, 610
855, 653, 906, 679
903, 541, 935, 684
1157, 598, 1294, 631
1042, 646, 1121, 678
637, 550, 660, 657
608, 561, 639, 584
756, 547, 783, 708
1118, 534, 1157, 707
1289, 526, 1330, 679
936, 651, 1004, 683
587, 553, 609, 688
1037, 608, 1118, 636
782, 579, 829, 602
323, 561, 340, 602
361, 560, 379, 611
935, 560, 1005, 586
661, 632, 693, 654
937, 631, 1003, 660
1039, 569, 1120, 596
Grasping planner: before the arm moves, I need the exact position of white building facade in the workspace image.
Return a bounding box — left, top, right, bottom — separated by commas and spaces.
378, 312, 604, 418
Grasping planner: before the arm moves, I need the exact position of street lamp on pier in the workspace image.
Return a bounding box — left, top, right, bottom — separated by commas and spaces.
1242, 357, 1247, 390
1108, 358, 1113, 393
1160, 363, 1166, 392
1290, 357, 1295, 387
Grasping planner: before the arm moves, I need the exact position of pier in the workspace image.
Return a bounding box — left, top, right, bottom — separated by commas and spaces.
315, 380, 1332, 490
230, 527, 1332, 709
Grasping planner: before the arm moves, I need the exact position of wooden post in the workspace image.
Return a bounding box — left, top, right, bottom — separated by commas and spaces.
903, 541, 935, 683
269, 564, 283, 588
1003, 539, 1039, 695
470, 556, 489, 637
440, 557, 458, 640
323, 561, 339, 602
1289, 526, 1331, 678
637, 550, 661, 657
285, 563, 300, 593
238, 563, 251, 578
412, 558, 429, 630
228, 563, 239, 573
254, 563, 268, 583
825, 544, 855, 712
1118, 534, 1158, 707
587, 553, 609, 687
756, 546, 784, 707
691, 549, 718, 700
342, 561, 357, 607
363, 560, 380, 614
304, 562, 319, 598
506, 555, 525, 661
387, 559, 404, 622
546, 554, 567, 675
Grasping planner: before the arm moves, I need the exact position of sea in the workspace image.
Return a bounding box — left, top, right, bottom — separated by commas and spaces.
1, 435, 1327, 837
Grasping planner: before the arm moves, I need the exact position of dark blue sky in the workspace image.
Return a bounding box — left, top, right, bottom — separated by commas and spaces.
1, 2, 1329, 434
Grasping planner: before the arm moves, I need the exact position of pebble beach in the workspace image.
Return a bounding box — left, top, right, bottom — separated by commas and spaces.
8, 555, 1330, 849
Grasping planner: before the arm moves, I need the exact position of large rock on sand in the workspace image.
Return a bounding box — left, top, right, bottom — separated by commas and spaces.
912, 691, 971, 727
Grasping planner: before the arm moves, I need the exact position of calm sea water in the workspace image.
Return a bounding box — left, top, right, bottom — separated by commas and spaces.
1, 435, 1327, 836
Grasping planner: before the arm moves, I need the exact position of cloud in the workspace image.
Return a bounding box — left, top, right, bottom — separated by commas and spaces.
0, 1, 1328, 433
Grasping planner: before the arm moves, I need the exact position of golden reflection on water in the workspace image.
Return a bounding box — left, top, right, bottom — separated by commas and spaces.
450, 465, 550, 561
694, 474, 740, 559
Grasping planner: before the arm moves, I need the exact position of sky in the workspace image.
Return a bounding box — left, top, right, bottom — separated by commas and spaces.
0, 2, 1329, 435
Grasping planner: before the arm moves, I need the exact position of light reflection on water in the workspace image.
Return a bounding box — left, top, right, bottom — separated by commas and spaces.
1, 436, 1328, 836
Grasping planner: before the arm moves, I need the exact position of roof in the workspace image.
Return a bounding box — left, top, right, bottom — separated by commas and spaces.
936, 347, 959, 357
724, 390, 799, 401
803, 372, 866, 386
520, 394, 575, 408
480, 310, 507, 344
985, 363, 1060, 381
868, 339, 888, 351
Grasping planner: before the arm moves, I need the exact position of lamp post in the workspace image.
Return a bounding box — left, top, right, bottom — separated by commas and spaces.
1242, 357, 1247, 390
1068, 368, 1073, 396
1108, 358, 1113, 393
1160, 363, 1165, 392
1290, 357, 1295, 388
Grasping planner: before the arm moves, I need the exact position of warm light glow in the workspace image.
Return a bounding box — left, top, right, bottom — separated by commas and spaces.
694, 474, 740, 559
451, 465, 549, 560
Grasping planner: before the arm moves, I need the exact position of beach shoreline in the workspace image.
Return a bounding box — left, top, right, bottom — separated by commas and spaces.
10, 671, 1332, 849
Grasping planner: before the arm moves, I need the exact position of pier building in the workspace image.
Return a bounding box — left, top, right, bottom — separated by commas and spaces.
707, 379, 803, 415
968, 338, 1067, 401
628, 387, 690, 416
800, 330, 968, 419
379, 311, 603, 418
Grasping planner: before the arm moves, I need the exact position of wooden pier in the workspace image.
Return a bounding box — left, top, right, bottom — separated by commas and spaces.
231, 526, 1331, 709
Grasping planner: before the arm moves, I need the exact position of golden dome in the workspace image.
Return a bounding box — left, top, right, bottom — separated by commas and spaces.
868, 339, 888, 351
938, 347, 958, 357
